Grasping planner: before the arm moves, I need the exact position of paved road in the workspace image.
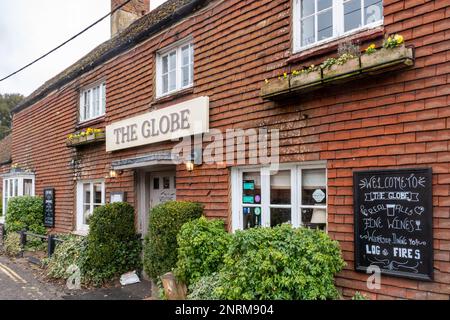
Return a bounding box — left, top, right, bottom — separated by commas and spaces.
0, 255, 63, 300
0, 255, 153, 300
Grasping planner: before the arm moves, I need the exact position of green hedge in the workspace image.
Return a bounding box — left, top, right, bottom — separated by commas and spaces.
83, 202, 142, 285
211, 224, 345, 300
175, 217, 231, 286
5, 196, 46, 235
143, 201, 203, 280
46, 235, 87, 279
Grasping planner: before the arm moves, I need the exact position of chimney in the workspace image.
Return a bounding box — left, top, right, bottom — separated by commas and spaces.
111, 0, 150, 37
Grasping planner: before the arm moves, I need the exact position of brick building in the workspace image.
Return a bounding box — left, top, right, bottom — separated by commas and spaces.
1, 0, 449, 299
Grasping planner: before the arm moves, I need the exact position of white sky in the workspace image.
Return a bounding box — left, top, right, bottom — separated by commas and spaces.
0, 0, 168, 96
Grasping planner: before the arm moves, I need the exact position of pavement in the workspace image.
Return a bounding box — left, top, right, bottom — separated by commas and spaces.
0, 254, 153, 300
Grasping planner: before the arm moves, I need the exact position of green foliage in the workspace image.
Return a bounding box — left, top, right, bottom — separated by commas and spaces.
46, 235, 87, 279
6, 196, 46, 236
3, 232, 21, 257
0, 93, 24, 139
188, 273, 221, 300
143, 201, 203, 280
175, 217, 231, 286
213, 224, 345, 300
352, 292, 369, 300
84, 203, 142, 285
321, 53, 356, 70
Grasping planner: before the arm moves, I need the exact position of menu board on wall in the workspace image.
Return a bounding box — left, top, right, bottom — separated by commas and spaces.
354, 168, 433, 281
44, 189, 55, 228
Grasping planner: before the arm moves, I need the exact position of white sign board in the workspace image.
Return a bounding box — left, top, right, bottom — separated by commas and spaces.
312, 189, 326, 203
106, 96, 209, 152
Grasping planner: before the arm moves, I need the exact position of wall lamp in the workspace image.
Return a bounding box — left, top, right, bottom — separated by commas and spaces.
109, 168, 123, 178
186, 147, 202, 172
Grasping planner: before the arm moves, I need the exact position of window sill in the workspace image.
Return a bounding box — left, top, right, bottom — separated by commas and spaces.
152, 87, 194, 106
287, 26, 384, 65
76, 116, 105, 130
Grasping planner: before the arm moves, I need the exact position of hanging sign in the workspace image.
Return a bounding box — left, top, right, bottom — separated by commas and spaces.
354, 168, 433, 281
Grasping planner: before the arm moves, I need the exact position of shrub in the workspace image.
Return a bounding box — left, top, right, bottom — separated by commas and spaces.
187, 273, 221, 300
46, 235, 87, 279
3, 232, 21, 257
84, 202, 142, 285
214, 224, 345, 300
352, 292, 369, 300
143, 201, 203, 280
175, 217, 231, 286
5, 196, 46, 235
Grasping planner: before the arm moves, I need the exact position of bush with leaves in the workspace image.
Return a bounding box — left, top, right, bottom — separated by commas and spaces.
213, 224, 345, 300
5, 196, 46, 235
188, 272, 221, 300
175, 217, 231, 286
46, 235, 87, 280
3, 232, 21, 257
143, 201, 203, 280
83, 203, 142, 285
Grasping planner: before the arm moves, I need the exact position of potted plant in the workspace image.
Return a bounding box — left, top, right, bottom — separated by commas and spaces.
361, 35, 414, 71
290, 65, 321, 90
321, 53, 360, 81
261, 73, 290, 98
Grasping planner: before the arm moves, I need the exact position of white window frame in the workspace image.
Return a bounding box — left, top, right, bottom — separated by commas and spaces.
1, 174, 35, 223
293, 0, 384, 53
156, 38, 194, 98
79, 81, 106, 123
76, 180, 105, 234
231, 162, 327, 232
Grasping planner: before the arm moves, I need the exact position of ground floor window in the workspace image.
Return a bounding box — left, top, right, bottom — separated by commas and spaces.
76, 180, 105, 233
231, 162, 327, 232
1, 175, 35, 222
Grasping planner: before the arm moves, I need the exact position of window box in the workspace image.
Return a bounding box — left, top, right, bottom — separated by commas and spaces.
290, 70, 321, 90
261, 45, 415, 100
66, 128, 105, 147
322, 57, 360, 81
260, 77, 289, 98
361, 45, 414, 72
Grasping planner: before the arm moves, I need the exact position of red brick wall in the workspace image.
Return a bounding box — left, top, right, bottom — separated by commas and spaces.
11, 0, 450, 299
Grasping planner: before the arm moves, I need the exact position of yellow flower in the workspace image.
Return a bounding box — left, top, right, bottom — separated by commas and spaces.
283, 72, 288, 79
394, 34, 404, 44
68, 134, 73, 139
265, 79, 269, 84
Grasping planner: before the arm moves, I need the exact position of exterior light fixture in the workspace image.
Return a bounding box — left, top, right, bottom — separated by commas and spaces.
109, 169, 118, 178
186, 161, 195, 172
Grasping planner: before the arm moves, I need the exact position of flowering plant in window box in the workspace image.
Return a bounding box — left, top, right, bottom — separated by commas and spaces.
321, 53, 360, 81
261, 73, 289, 98
290, 65, 321, 89
67, 128, 105, 147
361, 36, 413, 72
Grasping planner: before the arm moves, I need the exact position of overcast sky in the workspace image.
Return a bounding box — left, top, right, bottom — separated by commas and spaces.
0, 0, 168, 97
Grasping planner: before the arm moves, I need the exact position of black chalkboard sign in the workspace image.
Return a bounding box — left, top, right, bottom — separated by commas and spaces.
44, 188, 55, 228
354, 168, 433, 281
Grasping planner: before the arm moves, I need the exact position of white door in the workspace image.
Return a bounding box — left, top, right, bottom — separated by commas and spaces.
149, 171, 177, 209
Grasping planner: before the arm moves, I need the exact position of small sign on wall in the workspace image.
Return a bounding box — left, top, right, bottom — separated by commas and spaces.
111, 192, 126, 204
44, 188, 55, 228
353, 168, 433, 281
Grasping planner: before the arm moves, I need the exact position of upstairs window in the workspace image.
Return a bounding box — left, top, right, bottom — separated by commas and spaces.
156, 40, 194, 98
79, 82, 106, 122
293, 0, 383, 52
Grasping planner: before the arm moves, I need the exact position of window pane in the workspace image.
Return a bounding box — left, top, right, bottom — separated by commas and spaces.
301, 0, 314, 17
5, 180, 8, 198
169, 70, 176, 91
318, 9, 333, 41
94, 183, 102, 204
344, 0, 362, 32
83, 204, 91, 225
242, 172, 261, 204
101, 83, 106, 115
9, 180, 13, 197
14, 179, 18, 197
243, 207, 262, 229
318, 0, 332, 11
301, 16, 315, 46
163, 177, 170, 189
302, 208, 327, 227
23, 179, 33, 196
271, 208, 291, 227
365, 0, 382, 24
162, 74, 169, 93
162, 55, 168, 73
182, 66, 190, 87
83, 183, 91, 205
270, 170, 291, 205
93, 86, 100, 117
181, 45, 190, 66
169, 52, 176, 71
153, 178, 160, 190
302, 169, 327, 205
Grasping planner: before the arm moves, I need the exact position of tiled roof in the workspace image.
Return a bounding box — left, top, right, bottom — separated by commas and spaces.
0, 135, 12, 165
13, 0, 209, 114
